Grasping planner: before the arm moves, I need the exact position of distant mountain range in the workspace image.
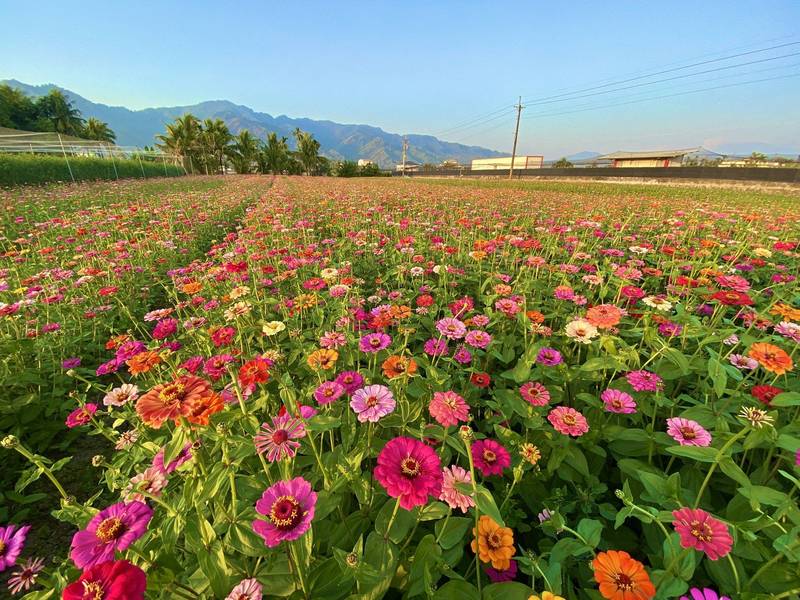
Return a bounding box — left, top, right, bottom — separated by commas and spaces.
2, 80, 504, 168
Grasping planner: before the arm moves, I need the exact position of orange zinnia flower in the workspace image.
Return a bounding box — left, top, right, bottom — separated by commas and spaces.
181, 281, 202, 294
105, 334, 131, 350
771, 302, 800, 322
592, 550, 655, 600
748, 342, 793, 375
389, 305, 412, 320
136, 375, 222, 428
126, 351, 162, 376
307, 349, 338, 370
381, 355, 418, 379
586, 304, 622, 329
526, 310, 545, 324
471, 515, 515, 570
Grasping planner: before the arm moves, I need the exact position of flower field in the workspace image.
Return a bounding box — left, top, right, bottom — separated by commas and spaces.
1, 175, 799, 600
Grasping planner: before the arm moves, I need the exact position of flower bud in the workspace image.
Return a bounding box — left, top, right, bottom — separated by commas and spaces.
1, 435, 19, 449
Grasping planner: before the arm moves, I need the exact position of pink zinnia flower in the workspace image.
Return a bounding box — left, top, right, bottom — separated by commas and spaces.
124, 466, 168, 503
548, 406, 589, 437
536, 347, 563, 366
626, 370, 662, 392
103, 383, 139, 407
226, 578, 263, 600
464, 330, 492, 349
439, 465, 475, 512
152, 442, 193, 474
680, 588, 730, 600
0, 524, 30, 571
7, 557, 45, 594
314, 381, 345, 405
471, 439, 511, 477
152, 317, 178, 340
320, 331, 346, 349
350, 385, 396, 423
672, 508, 733, 560
428, 391, 470, 427
253, 477, 317, 548
424, 337, 449, 357
601, 389, 637, 414
374, 437, 443, 509
666, 417, 712, 447
63, 559, 146, 600
66, 403, 97, 428
335, 370, 364, 394
70, 501, 153, 568
359, 332, 391, 353
436, 317, 467, 340
254, 414, 306, 462
520, 382, 550, 406
453, 346, 472, 364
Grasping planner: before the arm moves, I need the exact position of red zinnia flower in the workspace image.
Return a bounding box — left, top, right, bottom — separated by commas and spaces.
750, 384, 783, 405
63, 560, 146, 600
239, 357, 271, 388
470, 372, 491, 388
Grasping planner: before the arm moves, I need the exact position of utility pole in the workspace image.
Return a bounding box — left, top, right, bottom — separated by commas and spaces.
509, 96, 523, 180
401, 136, 408, 176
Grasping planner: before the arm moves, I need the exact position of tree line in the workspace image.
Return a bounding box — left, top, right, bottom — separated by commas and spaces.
0, 85, 116, 142
156, 114, 386, 176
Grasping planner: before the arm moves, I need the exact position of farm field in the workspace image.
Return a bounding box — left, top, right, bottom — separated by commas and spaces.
1, 175, 799, 599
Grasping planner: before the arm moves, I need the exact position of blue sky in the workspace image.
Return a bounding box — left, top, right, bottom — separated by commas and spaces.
1, 1, 798, 157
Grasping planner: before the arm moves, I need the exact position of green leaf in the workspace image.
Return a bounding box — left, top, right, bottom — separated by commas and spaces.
433, 581, 479, 600
772, 392, 800, 407
407, 534, 443, 597
664, 446, 718, 463
434, 516, 472, 550
375, 498, 416, 543
481, 582, 532, 599
718, 456, 751, 487
196, 540, 231, 598
577, 518, 603, 548
474, 485, 504, 527
306, 415, 342, 431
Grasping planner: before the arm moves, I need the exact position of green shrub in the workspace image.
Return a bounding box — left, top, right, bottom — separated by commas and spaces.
0, 153, 184, 186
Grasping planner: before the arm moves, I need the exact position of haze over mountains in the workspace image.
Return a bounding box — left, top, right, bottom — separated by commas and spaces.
3, 80, 505, 168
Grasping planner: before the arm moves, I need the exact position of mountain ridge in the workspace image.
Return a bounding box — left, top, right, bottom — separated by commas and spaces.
2, 79, 504, 168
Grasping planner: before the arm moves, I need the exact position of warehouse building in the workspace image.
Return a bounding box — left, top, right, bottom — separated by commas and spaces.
599, 147, 721, 168
471, 155, 544, 171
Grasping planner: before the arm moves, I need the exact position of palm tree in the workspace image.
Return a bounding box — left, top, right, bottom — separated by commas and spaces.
201, 118, 233, 174
293, 128, 321, 175
228, 130, 259, 174
83, 118, 116, 143
258, 132, 289, 174
38, 89, 84, 136
157, 114, 201, 173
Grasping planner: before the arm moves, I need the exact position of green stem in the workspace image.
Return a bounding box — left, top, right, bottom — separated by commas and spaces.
384, 496, 402, 541
725, 553, 741, 596
694, 428, 749, 508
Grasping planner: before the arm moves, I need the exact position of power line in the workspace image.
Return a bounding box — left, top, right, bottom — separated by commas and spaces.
521, 72, 800, 121
433, 106, 516, 136
520, 40, 800, 105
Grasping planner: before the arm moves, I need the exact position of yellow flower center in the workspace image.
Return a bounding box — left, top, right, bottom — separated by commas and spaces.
95, 516, 125, 543
401, 457, 421, 477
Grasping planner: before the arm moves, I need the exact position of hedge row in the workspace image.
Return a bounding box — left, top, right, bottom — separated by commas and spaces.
0, 153, 185, 186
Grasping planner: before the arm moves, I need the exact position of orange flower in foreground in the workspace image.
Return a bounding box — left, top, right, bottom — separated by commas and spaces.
126, 351, 162, 376
382, 355, 418, 379
586, 304, 623, 329
136, 375, 222, 428
526, 310, 545, 324
307, 349, 338, 370
471, 515, 515, 570
181, 281, 202, 294
748, 342, 793, 375
592, 550, 655, 600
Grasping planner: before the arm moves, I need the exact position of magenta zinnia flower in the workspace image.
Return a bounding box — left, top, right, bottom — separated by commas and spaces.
66, 403, 97, 428
253, 477, 317, 548
254, 414, 306, 462
672, 508, 733, 560
666, 417, 712, 447
536, 347, 563, 366
374, 437, 443, 510
625, 369, 662, 392
548, 406, 589, 437
485, 558, 517, 583
70, 501, 153, 568
680, 588, 730, 600
359, 332, 391, 353
428, 391, 470, 427
601, 389, 637, 414
350, 384, 396, 423
520, 381, 550, 406
423, 337, 449, 356
226, 578, 263, 600
335, 370, 364, 394
313, 380, 345, 405
436, 317, 467, 340
471, 439, 511, 477
0, 524, 30, 571
439, 465, 475, 513
62, 559, 146, 600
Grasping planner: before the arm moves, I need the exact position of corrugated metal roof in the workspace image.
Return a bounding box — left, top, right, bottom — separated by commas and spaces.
599, 147, 705, 160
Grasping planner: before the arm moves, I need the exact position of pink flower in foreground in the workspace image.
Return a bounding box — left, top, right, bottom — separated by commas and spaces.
226, 577, 263, 600
666, 417, 712, 447
471, 439, 511, 477
66, 403, 97, 427
7, 557, 45, 594
313, 381, 345, 405
548, 406, 589, 437
0, 524, 30, 571
439, 465, 475, 513
350, 385, 396, 423
70, 501, 153, 568
626, 370, 662, 392
520, 381, 550, 406
601, 389, 637, 414
254, 414, 306, 462
374, 437, 443, 510
253, 477, 317, 548
428, 391, 470, 427
672, 508, 733, 560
